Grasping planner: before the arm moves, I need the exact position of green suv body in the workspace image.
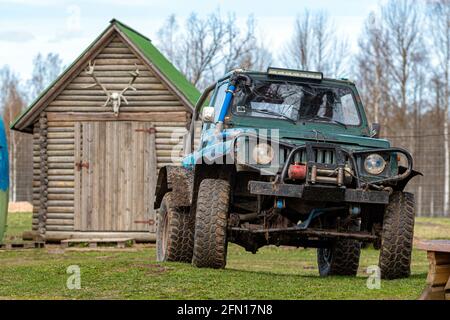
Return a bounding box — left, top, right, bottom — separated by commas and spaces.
155, 68, 420, 279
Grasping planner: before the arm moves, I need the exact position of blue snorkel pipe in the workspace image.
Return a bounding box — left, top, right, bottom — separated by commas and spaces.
217, 84, 236, 123
215, 72, 252, 132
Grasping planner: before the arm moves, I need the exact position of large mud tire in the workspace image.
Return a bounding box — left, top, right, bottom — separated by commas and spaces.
156, 192, 194, 263
379, 191, 415, 280
192, 179, 230, 269
317, 220, 361, 276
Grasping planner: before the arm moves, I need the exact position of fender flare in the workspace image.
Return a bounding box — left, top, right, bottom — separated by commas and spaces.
154, 166, 194, 209
393, 166, 423, 191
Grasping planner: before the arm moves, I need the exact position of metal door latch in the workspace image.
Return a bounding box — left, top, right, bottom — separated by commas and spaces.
75, 161, 89, 171
135, 128, 156, 134
134, 219, 155, 225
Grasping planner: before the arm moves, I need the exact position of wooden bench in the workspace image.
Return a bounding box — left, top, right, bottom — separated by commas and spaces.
60, 238, 135, 249
416, 240, 450, 300
0, 241, 45, 250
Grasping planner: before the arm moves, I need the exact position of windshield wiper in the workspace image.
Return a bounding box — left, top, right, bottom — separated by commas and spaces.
251, 109, 297, 124
301, 115, 348, 129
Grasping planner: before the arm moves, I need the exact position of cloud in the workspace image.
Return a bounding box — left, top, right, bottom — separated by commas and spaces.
0, 30, 35, 42
48, 30, 86, 43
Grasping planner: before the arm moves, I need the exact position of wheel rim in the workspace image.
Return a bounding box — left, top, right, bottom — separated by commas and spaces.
161, 211, 170, 256
322, 247, 332, 269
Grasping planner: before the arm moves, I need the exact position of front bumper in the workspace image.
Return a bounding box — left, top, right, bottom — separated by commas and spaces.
248, 181, 390, 204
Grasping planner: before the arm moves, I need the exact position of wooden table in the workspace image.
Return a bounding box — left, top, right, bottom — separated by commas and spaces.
416, 240, 450, 300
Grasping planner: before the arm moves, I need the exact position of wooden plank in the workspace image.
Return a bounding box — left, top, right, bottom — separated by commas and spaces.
116, 122, 125, 231
45, 231, 155, 242
427, 252, 450, 287
98, 122, 106, 232
88, 123, 95, 230
48, 194, 74, 200
445, 278, 450, 300
90, 122, 99, 231
80, 122, 89, 230
49, 101, 183, 107
91, 58, 142, 65
47, 112, 186, 122
104, 122, 113, 231
125, 122, 133, 231
148, 124, 157, 233
60, 89, 171, 96
46, 219, 74, 226
55, 94, 177, 101
418, 285, 447, 300
70, 76, 161, 84
416, 240, 450, 253
66, 83, 165, 90
112, 121, 119, 231
46, 106, 185, 113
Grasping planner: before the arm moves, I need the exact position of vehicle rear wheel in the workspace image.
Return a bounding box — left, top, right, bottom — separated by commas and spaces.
192, 179, 230, 269
379, 191, 415, 279
317, 220, 361, 276
156, 192, 194, 263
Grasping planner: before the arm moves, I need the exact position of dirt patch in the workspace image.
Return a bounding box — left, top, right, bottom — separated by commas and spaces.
8, 202, 33, 213
135, 263, 172, 275
415, 221, 445, 228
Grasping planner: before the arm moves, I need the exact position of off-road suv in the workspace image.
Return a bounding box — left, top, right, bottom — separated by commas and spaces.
155, 68, 421, 279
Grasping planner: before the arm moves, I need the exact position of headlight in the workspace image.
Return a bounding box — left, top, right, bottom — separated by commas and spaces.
364, 154, 386, 175
252, 143, 274, 165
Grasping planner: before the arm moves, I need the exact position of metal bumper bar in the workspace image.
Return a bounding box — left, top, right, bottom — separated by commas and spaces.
248, 181, 390, 204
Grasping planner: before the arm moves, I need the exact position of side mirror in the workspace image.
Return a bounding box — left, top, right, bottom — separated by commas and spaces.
371, 123, 381, 138
201, 106, 215, 123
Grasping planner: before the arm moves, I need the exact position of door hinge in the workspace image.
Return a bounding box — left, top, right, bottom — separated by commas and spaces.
75, 161, 89, 171
135, 128, 156, 134
134, 219, 155, 226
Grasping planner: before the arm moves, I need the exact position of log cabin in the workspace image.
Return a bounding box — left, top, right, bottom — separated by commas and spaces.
11, 19, 200, 242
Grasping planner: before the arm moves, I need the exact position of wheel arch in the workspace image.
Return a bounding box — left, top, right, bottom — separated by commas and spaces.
154, 165, 194, 209
392, 166, 423, 191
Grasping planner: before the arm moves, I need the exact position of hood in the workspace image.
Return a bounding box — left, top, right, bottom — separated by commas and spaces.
279, 131, 390, 149
182, 126, 390, 170
222, 127, 390, 149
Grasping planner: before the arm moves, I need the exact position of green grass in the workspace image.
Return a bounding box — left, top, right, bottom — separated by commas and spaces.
0, 212, 449, 300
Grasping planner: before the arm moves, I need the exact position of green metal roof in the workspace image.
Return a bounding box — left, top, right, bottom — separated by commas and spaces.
12, 19, 200, 131
112, 19, 200, 106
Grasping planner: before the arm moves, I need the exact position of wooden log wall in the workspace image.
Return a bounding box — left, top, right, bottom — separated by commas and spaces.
31, 34, 191, 235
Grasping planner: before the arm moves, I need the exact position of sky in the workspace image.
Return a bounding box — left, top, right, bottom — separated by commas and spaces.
0, 0, 385, 81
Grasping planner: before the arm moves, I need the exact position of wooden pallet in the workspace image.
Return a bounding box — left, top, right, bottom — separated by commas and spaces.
0, 241, 45, 250
60, 238, 135, 249
417, 240, 450, 300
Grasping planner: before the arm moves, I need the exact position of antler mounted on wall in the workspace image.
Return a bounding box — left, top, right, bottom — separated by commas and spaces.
83, 60, 140, 116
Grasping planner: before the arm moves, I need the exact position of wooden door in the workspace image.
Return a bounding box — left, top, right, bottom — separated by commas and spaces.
74, 121, 157, 232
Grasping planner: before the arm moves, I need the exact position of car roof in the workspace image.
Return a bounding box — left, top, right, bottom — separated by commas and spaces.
217, 69, 356, 86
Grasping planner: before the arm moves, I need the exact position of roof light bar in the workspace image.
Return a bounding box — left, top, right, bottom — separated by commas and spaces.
267, 67, 323, 80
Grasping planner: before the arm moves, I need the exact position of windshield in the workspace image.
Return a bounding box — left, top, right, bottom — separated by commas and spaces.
232, 80, 361, 126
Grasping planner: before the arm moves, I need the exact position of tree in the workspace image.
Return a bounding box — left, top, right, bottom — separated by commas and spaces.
27, 53, 64, 102
0, 68, 30, 202
381, 0, 425, 118
157, 10, 269, 89
281, 10, 350, 78
427, 0, 450, 216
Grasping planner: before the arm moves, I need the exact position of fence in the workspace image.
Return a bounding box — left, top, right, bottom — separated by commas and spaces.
9, 131, 33, 202
388, 133, 448, 217
8, 127, 450, 217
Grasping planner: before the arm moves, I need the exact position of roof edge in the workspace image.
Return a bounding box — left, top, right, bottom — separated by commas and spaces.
11, 24, 117, 132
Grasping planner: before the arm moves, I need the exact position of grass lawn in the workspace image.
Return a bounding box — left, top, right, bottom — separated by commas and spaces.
0, 212, 449, 300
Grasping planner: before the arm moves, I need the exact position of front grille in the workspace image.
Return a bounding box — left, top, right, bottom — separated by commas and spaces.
280, 147, 336, 165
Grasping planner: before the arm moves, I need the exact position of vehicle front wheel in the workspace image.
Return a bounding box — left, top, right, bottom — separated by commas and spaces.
192, 179, 230, 269
317, 220, 361, 276
379, 191, 415, 279
156, 192, 194, 263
